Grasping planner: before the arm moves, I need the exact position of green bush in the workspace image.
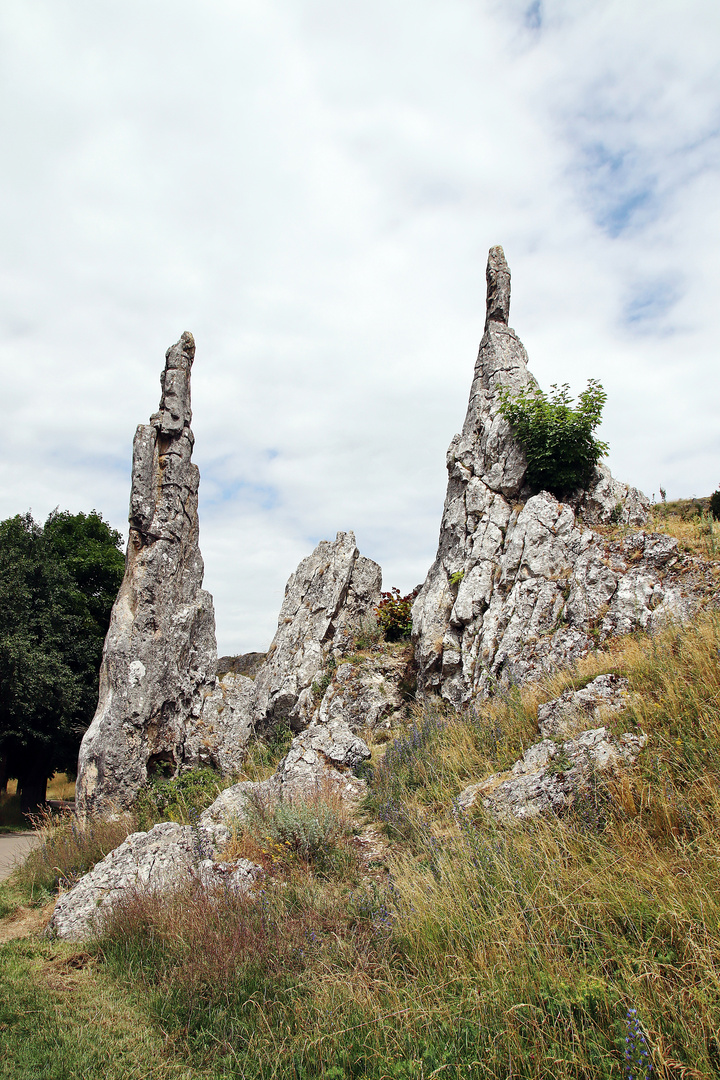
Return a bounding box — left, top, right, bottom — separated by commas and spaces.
375, 587, 418, 642
710, 488, 720, 521
244, 793, 352, 876
133, 766, 226, 830
498, 379, 609, 497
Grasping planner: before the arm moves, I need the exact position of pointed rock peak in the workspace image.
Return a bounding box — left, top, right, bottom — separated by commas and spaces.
158, 331, 195, 435
485, 245, 511, 326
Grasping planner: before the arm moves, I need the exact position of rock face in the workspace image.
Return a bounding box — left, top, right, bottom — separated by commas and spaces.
457, 725, 647, 822
312, 648, 413, 734
48, 821, 261, 942
412, 247, 654, 706
252, 532, 382, 733
76, 333, 220, 818
190, 672, 256, 776
457, 675, 646, 822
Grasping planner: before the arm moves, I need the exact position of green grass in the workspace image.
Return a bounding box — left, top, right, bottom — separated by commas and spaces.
4, 614, 720, 1077
0, 938, 210, 1079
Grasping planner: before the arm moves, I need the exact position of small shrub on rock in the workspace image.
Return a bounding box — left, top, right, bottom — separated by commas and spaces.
498, 379, 609, 497
243, 792, 353, 877
134, 766, 226, 830
351, 614, 384, 651
375, 587, 419, 642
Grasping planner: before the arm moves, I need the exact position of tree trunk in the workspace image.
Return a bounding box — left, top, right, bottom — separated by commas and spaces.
0, 752, 7, 794
18, 768, 48, 815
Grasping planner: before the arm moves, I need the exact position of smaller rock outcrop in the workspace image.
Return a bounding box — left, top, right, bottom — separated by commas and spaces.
311, 648, 413, 733
252, 532, 382, 732
199, 717, 371, 840
271, 719, 370, 801
537, 674, 629, 739
457, 727, 646, 822
456, 676, 646, 822
52, 714, 370, 941
48, 821, 261, 941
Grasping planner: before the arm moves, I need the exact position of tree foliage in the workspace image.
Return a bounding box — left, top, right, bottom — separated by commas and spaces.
498, 379, 609, 497
0, 510, 125, 810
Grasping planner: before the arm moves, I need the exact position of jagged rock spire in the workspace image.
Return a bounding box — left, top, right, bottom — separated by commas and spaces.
412, 247, 650, 706
485, 244, 511, 326
76, 334, 218, 818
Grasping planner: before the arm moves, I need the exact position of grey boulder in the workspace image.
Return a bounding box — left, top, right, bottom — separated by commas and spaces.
48, 821, 261, 942
457, 725, 647, 822
537, 674, 630, 739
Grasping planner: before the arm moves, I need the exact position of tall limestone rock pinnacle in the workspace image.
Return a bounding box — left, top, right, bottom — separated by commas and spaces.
76, 332, 219, 818
412, 247, 652, 706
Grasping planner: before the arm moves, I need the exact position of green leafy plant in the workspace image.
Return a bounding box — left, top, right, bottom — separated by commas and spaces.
375, 587, 419, 642
498, 379, 609, 497
133, 766, 226, 830
243, 792, 353, 876
710, 488, 720, 522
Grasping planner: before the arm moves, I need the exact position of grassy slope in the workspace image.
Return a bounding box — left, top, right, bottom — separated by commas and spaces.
2, 502, 720, 1079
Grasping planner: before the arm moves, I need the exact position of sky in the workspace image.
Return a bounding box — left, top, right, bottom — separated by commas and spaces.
1, 0, 719, 655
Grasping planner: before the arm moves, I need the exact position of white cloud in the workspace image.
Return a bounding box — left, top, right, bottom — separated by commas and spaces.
1, 0, 718, 652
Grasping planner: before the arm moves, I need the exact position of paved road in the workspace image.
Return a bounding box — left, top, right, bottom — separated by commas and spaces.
0, 833, 40, 882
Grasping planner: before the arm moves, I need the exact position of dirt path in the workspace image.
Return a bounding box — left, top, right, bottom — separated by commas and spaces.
0, 832, 39, 883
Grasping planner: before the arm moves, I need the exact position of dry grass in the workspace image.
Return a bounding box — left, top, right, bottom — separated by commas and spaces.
15, 808, 135, 897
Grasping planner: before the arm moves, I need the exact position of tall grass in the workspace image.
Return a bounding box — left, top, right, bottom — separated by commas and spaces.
14, 808, 135, 900
10, 613, 720, 1078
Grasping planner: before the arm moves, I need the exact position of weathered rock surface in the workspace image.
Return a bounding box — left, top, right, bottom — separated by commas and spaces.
48, 821, 261, 941
199, 715, 372, 838
537, 674, 630, 739
252, 532, 382, 733
273, 718, 370, 800
190, 672, 256, 776
76, 333, 220, 818
457, 726, 647, 822
312, 648, 413, 734
217, 652, 267, 679
411, 248, 675, 706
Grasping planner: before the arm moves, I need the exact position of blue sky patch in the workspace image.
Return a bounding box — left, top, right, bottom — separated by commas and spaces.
623, 279, 679, 332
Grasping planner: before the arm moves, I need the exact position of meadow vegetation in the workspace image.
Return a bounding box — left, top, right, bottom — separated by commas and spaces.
2, 510, 720, 1075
